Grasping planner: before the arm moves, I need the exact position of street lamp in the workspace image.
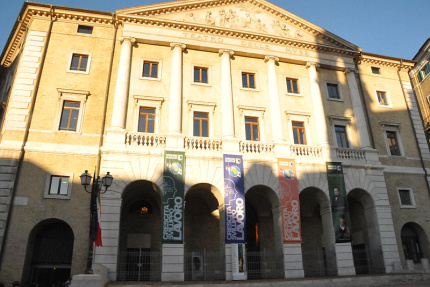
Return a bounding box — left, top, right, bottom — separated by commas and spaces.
80, 170, 113, 274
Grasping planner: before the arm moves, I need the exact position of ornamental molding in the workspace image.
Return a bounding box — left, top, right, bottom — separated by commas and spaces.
360, 57, 413, 72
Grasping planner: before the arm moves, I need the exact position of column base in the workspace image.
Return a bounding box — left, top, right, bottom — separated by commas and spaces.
335, 242, 356, 276
105, 127, 127, 147
274, 141, 290, 156
283, 243, 304, 278
161, 243, 185, 282
166, 133, 185, 149
222, 137, 240, 153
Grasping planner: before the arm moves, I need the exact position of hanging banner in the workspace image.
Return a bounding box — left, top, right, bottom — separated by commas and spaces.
224, 154, 246, 244
162, 151, 185, 243
278, 159, 302, 243
326, 162, 352, 243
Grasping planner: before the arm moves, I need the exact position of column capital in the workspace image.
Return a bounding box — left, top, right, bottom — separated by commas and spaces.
306, 61, 320, 69
119, 36, 136, 44
219, 49, 234, 57
345, 68, 359, 74
170, 42, 186, 50
264, 55, 279, 63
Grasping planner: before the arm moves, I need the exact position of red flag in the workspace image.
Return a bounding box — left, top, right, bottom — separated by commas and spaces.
95, 192, 103, 247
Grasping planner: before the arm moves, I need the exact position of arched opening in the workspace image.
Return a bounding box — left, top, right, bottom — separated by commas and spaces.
300, 187, 336, 277
401, 222, 429, 265
348, 189, 385, 274
117, 180, 162, 281
22, 219, 74, 287
184, 183, 224, 281
245, 185, 283, 280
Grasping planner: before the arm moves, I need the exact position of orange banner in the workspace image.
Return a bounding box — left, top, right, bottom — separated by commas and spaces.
278, 159, 301, 243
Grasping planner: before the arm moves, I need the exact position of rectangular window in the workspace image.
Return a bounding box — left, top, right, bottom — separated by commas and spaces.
386, 131, 401, 156
242, 72, 256, 89
399, 189, 412, 206
286, 78, 299, 94
335, 125, 349, 148
377, 91, 389, 106
142, 61, 159, 78
245, 116, 260, 141
292, 121, 306, 145
194, 67, 208, 84
77, 25, 93, 34
49, 176, 69, 196
371, 67, 380, 74
193, 112, 209, 137
59, 101, 80, 131
327, 83, 340, 99
70, 54, 88, 72
138, 107, 155, 133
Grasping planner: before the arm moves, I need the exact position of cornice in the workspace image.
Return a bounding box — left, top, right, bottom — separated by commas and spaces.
361, 57, 413, 72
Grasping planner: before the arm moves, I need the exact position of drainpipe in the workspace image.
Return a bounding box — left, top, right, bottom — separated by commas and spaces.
0, 6, 57, 271
397, 60, 430, 198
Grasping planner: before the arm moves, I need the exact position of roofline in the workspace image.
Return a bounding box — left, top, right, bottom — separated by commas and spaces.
412, 38, 430, 61
361, 51, 416, 65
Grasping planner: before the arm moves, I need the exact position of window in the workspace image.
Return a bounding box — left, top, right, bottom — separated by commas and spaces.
418, 62, 430, 82
286, 78, 299, 94
242, 72, 256, 89
49, 176, 70, 196
59, 101, 80, 131
327, 83, 340, 100
335, 125, 349, 148
194, 67, 208, 84
77, 25, 93, 34
377, 91, 389, 106
397, 188, 416, 208
245, 116, 260, 141
371, 67, 380, 74
138, 107, 155, 133
292, 121, 306, 145
193, 112, 209, 137
142, 61, 159, 78
386, 130, 401, 156
70, 54, 89, 72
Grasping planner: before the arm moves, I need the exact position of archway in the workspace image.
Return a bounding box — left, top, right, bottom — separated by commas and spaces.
184, 183, 224, 281
117, 180, 162, 281
401, 222, 429, 265
245, 185, 283, 279
348, 189, 385, 274
300, 187, 336, 277
22, 219, 74, 287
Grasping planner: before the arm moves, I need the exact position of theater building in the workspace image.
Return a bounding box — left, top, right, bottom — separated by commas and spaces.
0, 0, 429, 285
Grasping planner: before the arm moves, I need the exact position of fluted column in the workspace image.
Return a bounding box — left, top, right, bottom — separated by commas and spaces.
219, 49, 235, 138
307, 62, 329, 146
168, 43, 186, 134
111, 37, 135, 129
265, 55, 284, 142
345, 68, 371, 148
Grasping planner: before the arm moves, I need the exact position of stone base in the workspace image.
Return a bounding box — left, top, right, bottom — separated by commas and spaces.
283, 243, 304, 278
161, 244, 184, 281
335, 243, 356, 276
70, 274, 103, 287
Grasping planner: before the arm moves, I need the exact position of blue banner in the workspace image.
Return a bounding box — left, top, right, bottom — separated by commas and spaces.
224, 154, 246, 244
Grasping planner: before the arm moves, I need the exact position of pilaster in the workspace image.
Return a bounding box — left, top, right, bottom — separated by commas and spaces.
219, 49, 236, 139
265, 55, 284, 143
168, 43, 186, 135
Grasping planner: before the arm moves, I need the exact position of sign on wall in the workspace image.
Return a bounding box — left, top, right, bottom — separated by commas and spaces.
278, 159, 302, 243
162, 151, 185, 243
224, 154, 246, 244
326, 162, 352, 243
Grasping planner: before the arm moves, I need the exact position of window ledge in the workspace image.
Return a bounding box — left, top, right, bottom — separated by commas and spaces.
327, 98, 343, 102
140, 76, 161, 81
66, 70, 89, 75
377, 104, 393, 109
240, 87, 259, 92
44, 195, 71, 200
191, 82, 211, 87
286, 92, 303, 97
400, 205, 416, 209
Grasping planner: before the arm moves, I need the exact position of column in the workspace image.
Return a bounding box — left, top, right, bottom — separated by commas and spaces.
306, 62, 329, 146
345, 68, 371, 148
168, 43, 186, 135
219, 49, 235, 138
265, 56, 284, 142
111, 37, 135, 130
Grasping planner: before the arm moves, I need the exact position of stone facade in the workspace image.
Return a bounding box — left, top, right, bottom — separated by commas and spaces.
0, 0, 429, 285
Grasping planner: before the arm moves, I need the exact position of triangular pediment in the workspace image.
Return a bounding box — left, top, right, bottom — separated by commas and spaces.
117, 0, 360, 52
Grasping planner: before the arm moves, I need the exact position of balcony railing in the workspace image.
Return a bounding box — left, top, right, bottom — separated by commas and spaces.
185, 137, 222, 151
291, 145, 323, 158
240, 141, 274, 154
335, 148, 366, 160
125, 132, 166, 147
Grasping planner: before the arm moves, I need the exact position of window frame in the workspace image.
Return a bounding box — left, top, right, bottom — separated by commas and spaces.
137, 107, 156, 133
371, 67, 380, 75
59, 101, 81, 132
241, 71, 258, 90
140, 59, 162, 81
239, 105, 266, 142
67, 52, 92, 74
193, 66, 210, 86
54, 89, 89, 133
291, 121, 307, 145
187, 101, 216, 138
380, 122, 405, 157
285, 77, 301, 95
193, 111, 209, 137
325, 81, 343, 101
44, 172, 73, 200
397, 188, 416, 209
133, 96, 164, 134
286, 111, 311, 145
77, 25, 93, 35
375, 90, 391, 107
329, 116, 352, 148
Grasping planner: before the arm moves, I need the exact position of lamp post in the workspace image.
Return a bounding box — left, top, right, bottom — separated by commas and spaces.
80, 170, 113, 274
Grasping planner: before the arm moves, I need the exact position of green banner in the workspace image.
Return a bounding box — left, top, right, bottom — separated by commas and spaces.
162, 151, 185, 243
326, 162, 352, 243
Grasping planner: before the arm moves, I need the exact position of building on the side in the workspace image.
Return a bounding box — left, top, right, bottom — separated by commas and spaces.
0, 0, 429, 285
410, 38, 430, 149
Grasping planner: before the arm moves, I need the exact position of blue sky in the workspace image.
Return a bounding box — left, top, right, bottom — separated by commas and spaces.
0, 0, 428, 60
